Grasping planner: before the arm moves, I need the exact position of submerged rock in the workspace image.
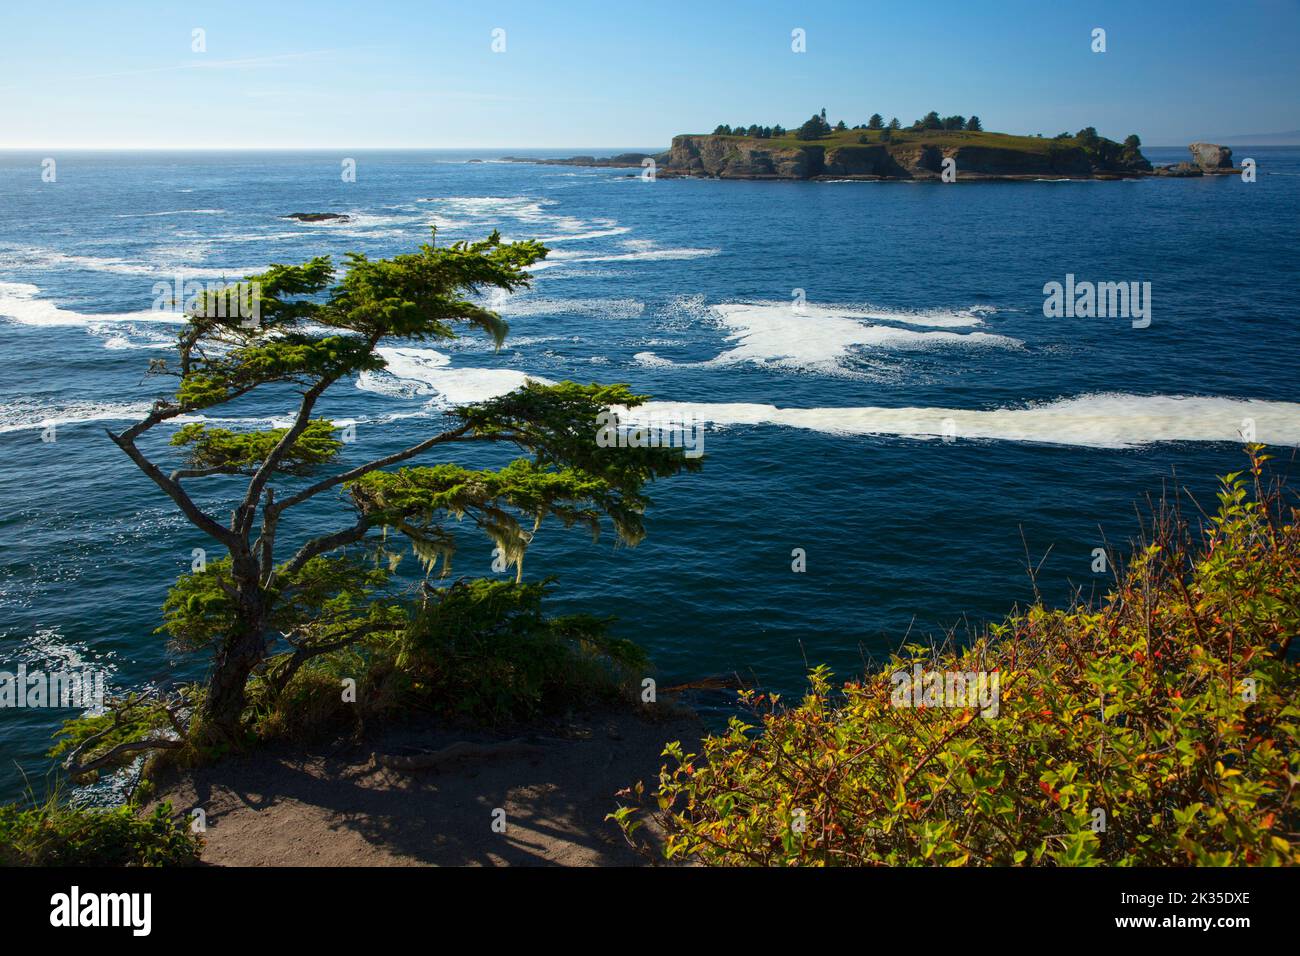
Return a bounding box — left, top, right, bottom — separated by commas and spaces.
1151, 162, 1204, 177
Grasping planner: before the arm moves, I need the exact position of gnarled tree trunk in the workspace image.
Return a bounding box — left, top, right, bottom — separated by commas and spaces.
199, 555, 268, 741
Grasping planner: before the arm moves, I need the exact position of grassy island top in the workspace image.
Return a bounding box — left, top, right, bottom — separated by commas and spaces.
688, 110, 1144, 158
688, 127, 1095, 154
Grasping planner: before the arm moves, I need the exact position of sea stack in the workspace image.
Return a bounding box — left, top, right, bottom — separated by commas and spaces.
1188, 142, 1233, 170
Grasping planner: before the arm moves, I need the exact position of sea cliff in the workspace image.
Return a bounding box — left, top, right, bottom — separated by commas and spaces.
660, 129, 1150, 180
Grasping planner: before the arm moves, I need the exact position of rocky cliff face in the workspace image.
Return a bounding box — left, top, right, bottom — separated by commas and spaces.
664, 135, 1135, 180
667, 136, 821, 178
1189, 142, 1233, 169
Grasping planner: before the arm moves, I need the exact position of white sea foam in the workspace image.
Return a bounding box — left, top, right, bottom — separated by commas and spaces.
113, 209, 226, 218
352, 360, 1300, 449
0, 248, 262, 279
0, 282, 179, 327
0, 400, 153, 434
629, 393, 1300, 449
357, 347, 554, 406
537, 227, 631, 242
415, 196, 626, 245
560, 246, 720, 264
633, 351, 674, 367
487, 292, 645, 319
417, 196, 582, 231
637, 301, 1017, 374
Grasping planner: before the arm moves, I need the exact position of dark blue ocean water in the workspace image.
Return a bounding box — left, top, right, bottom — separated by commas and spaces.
1, 147, 1298, 800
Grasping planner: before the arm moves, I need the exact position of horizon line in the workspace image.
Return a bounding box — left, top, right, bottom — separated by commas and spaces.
3, 142, 1298, 153
0, 145, 671, 151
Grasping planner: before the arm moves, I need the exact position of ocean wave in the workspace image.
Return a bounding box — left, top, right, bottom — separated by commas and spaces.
485, 290, 645, 319
353, 356, 1300, 449
559, 246, 720, 264
91, 325, 175, 350
0, 282, 179, 327
415, 196, 620, 239
0, 248, 262, 279
633, 351, 674, 367
113, 209, 226, 218
637, 300, 1017, 374
357, 346, 553, 407
630, 393, 1300, 449
0, 399, 153, 434
536, 227, 632, 242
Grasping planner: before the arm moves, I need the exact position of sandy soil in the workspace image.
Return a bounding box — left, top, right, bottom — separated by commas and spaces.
150, 709, 700, 866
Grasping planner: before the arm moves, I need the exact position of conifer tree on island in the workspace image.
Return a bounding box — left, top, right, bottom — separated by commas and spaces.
78, 230, 698, 759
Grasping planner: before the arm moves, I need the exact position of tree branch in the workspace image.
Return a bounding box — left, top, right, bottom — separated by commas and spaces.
107, 428, 238, 549
280, 515, 374, 581
235, 378, 331, 538
268, 623, 384, 693
269, 421, 480, 516
170, 465, 247, 482
64, 738, 184, 776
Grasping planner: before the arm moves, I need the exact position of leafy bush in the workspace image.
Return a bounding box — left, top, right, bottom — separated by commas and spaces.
615, 450, 1299, 865
250, 578, 646, 736
0, 797, 201, 866
57, 578, 649, 768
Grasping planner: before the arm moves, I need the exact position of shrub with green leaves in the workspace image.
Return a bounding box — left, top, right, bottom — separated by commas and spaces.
56, 577, 648, 765
0, 798, 200, 867
245, 577, 648, 738
614, 450, 1298, 866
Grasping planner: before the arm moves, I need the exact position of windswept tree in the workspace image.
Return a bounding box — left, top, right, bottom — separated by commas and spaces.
867, 113, 884, 130
966, 115, 983, 132
100, 230, 698, 746
796, 113, 833, 140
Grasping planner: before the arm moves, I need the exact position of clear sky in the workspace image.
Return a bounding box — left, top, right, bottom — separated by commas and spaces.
2, 0, 1297, 149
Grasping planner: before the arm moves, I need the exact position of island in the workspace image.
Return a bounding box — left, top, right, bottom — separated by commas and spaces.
501, 110, 1243, 182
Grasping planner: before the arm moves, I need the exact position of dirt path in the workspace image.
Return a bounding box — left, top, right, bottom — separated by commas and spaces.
151, 710, 700, 866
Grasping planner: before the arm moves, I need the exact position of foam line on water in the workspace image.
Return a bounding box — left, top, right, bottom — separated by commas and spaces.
358, 347, 554, 406
631, 393, 1300, 449
0, 282, 180, 327
350, 352, 1300, 450
639, 301, 1018, 373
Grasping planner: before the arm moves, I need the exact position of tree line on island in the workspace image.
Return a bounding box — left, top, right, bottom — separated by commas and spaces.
713, 109, 983, 140
712, 110, 1141, 154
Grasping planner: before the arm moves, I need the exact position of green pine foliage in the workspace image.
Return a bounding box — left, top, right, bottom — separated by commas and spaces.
42, 225, 702, 784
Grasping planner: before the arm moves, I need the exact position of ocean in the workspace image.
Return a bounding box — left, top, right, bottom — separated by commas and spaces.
1, 146, 1298, 801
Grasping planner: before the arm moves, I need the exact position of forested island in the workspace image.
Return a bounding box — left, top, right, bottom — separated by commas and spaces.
504, 109, 1242, 181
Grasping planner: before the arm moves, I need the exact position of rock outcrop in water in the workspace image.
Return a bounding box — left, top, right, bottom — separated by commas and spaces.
1188, 142, 1233, 169
1149, 143, 1238, 176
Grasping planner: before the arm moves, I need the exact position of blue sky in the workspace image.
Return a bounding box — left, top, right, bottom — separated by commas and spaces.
2, 0, 1297, 148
